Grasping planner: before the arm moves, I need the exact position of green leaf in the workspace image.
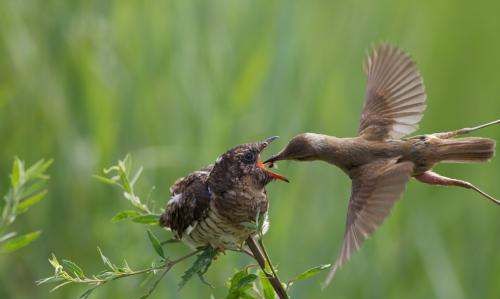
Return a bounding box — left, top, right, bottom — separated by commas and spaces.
92, 175, 118, 186
131, 166, 144, 187
131, 214, 160, 225
26, 158, 53, 179
259, 271, 275, 299
146, 230, 165, 259
236, 274, 257, 290
179, 247, 218, 289
62, 259, 84, 277
10, 157, 24, 189
110, 210, 141, 223
226, 270, 258, 299
290, 264, 331, 282
97, 247, 115, 271
17, 190, 48, 214
0, 232, 17, 243
0, 230, 41, 253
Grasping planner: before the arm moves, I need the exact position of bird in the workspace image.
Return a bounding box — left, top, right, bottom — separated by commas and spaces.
264, 43, 499, 287
159, 137, 289, 298
160, 136, 288, 252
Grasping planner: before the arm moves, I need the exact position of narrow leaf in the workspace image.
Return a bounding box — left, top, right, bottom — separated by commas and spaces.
97, 247, 115, 271
10, 157, 23, 189
259, 271, 275, 299
290, 264, 331, 282
147, 230, 165, 259
17, 190, 48, 214
92, 175, 118, 186
132, 215, 160, 225
0, 231, 41, 253
62, 259, 84, 277
110, 210, 141, 223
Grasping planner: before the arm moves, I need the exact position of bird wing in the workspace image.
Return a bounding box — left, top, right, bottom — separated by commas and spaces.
323, 158, 414, 287
358, 44, 427, 141
159, 167, 213, 238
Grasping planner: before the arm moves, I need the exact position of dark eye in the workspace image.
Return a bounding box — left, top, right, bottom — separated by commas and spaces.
242, 152, 256, 164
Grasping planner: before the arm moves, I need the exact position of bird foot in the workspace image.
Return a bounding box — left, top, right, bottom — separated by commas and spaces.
415, 171, 500, 205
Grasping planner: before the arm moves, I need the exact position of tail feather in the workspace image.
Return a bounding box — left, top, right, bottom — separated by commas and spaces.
437, 137, 495, 163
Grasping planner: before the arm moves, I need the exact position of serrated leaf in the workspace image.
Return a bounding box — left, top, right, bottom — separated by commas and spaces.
0, 230, 41, 253
146, 230, 165, 259
17, 190, 48, 214
290, 264, 331, 282
179, 247, 217, 289
132, 214, 160, 225
236, 274, 257, 290
62, 259, 84, 277
110, 210, 141, 223
259, 271, 275, 299
226, 270, 258, 299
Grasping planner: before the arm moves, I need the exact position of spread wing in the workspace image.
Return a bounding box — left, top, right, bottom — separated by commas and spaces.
358, 44, 427, 141
159, 166, 213, 238
323, 158, 414, 287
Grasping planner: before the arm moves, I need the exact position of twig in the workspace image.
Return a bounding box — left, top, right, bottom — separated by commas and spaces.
245, 236, 289, 299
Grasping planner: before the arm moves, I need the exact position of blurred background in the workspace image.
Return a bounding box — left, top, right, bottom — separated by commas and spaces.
1, 0, 500, 298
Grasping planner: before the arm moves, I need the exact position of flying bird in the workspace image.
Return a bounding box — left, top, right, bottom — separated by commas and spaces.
265, 43, 499, 286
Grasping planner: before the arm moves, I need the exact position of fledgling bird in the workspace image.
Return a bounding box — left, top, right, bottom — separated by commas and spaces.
265, 43, 500, 286
159, 137, 288, 252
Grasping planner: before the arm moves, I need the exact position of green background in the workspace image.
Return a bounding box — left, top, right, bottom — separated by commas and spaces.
1, 1, 499, 298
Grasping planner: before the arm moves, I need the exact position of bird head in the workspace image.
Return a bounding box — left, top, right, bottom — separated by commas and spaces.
264, 133, 324, 164
208, 136, 289, 193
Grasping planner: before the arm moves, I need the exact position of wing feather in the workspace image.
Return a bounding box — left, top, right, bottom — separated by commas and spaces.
358, 44, 427, 140
323, 159, 414, 287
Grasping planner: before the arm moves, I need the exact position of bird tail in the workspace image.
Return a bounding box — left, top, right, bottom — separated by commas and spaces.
436, 137, 495, 163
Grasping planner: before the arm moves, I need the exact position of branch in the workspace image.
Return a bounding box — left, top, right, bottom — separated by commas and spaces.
245, 236, 289, 299
38, 249, 201, 298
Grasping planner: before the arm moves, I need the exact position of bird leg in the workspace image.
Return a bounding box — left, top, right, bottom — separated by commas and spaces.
415, 171, 500, 205
433, 119, 500, 139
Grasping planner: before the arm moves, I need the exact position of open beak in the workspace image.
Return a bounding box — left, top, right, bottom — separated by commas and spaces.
257, 161, 289, 183
257, 136, 289, 183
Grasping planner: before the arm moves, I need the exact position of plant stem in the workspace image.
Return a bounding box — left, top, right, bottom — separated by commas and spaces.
245, 236, 289, 299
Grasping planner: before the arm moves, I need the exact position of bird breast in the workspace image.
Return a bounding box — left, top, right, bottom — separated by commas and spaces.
182, 202, 268, 251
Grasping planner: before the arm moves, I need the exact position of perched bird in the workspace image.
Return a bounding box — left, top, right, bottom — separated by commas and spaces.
160, 137, 288, 252
265, 43, 499, 286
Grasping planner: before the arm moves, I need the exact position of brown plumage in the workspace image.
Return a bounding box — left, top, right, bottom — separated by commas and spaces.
265, 43, 499, 286
159, 137, 288, 251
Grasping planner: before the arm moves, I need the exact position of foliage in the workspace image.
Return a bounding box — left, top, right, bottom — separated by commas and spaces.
223, 263, 331, 299
0, 157, 52, 254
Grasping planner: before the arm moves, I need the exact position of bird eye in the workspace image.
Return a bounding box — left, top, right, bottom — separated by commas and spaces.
242, 152, 256, 164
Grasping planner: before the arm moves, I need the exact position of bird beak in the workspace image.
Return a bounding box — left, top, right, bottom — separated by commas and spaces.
257, 136, 289, 183
257, 161, 289, 183
263, 152, 283, 164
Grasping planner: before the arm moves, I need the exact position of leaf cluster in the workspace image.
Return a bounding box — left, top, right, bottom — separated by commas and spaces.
0, 157, 52, 253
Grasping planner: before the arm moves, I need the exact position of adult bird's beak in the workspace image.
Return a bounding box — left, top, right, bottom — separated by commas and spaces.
263, 152, 284, 165
257, 136, 289, 183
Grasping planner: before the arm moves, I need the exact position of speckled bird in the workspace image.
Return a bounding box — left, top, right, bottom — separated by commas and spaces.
265, 43, 499, 286
159, 137, 288, 252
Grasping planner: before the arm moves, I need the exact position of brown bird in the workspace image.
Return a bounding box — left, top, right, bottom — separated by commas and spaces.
159, 137, 289, 298
265, 43, 499, 286
160, 136, 287, 251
